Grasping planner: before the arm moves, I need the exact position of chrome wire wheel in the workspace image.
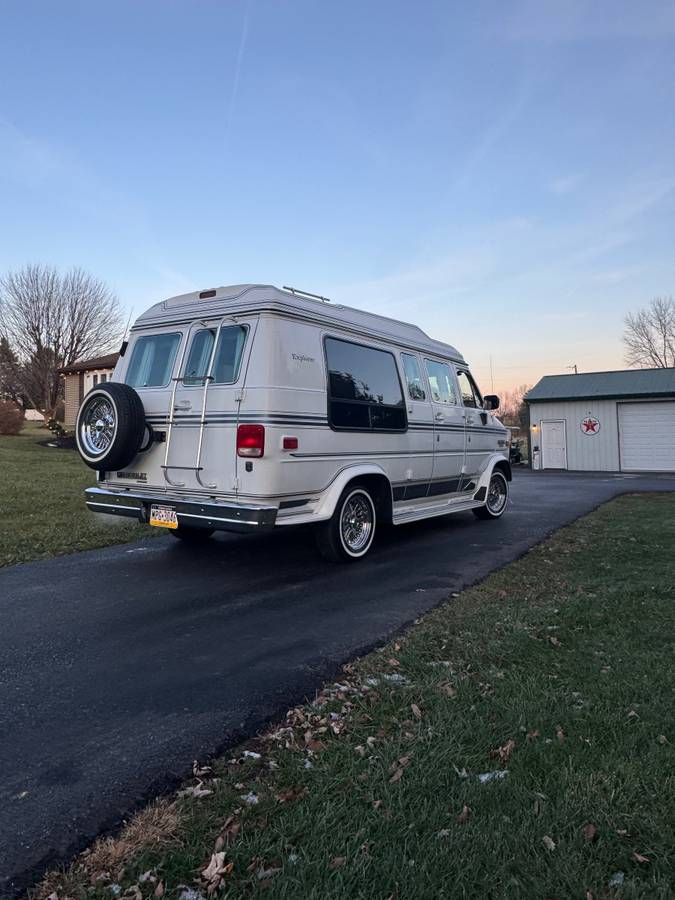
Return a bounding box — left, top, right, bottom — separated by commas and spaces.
486, 471, 508, 515
79, 396, 117, 457
340, 490, 375, 555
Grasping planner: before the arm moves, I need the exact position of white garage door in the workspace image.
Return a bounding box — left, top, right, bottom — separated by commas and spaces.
619, 402, 675, 472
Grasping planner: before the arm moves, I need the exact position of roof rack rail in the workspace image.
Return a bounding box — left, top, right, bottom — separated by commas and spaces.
282, 285, 331, 303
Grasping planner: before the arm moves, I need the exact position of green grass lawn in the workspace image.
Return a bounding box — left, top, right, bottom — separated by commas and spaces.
36, 494, 675, 900
0, 425, 152, 567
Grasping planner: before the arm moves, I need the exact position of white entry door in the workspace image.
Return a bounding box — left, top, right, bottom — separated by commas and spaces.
619, 401, 675, 471
541, 420, 567, 469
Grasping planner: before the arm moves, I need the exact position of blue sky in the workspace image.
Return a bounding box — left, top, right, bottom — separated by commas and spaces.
2, 0, 675, 392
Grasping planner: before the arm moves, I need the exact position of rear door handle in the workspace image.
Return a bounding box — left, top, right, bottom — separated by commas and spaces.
435, 412, 444, 421
174, 400, 192, 410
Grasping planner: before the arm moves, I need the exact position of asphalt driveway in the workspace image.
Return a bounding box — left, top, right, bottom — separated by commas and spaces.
1, 470, 674, 897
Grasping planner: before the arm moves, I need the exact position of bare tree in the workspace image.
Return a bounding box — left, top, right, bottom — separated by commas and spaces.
0, 336, 23, 404
623, 297, 675, 369
500, 383, 531, 430
0, 264, 124, 416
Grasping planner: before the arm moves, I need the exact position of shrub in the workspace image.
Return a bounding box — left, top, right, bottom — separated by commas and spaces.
0, 401, 24, 435
47, 417, 67, 437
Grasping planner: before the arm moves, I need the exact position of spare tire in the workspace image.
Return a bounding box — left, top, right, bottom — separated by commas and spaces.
76, 382, 146, 471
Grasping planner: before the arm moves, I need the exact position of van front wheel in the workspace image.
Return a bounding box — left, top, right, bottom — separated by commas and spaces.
316, 485, 377, 562
473, 471, 509, 520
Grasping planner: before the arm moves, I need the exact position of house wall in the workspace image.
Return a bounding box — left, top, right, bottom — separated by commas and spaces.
83, 368, 114, 393
64, 373, 83, 430
529, 399, 621, 471
63, 368, 115, 429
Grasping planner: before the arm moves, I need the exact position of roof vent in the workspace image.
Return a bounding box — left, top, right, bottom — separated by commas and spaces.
199, 289, 217, 299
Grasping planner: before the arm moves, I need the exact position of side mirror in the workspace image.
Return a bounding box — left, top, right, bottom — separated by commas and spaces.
483, 394, 500, 411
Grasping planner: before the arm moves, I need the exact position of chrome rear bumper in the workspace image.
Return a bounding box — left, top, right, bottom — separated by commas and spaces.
84, 487, 277, 532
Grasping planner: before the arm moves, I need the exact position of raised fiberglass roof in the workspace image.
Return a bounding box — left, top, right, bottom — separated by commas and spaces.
133, 283, 466, 363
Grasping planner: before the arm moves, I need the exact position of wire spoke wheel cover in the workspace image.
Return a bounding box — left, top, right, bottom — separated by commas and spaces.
340, 490, 374, 554
80, 397, 117, 456
486, 472, 508, 515
75, 382, 146, 471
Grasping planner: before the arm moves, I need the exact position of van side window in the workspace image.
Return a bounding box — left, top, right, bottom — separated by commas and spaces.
456, 370, 482, 408
424, 360, 459, 404
400, 353, 426, 401
183, 326, 247, 385
325, 337, 406, 432
126, 332, 182, 388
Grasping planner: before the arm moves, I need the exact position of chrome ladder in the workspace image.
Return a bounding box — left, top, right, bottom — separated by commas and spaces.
161, 317, 229, 489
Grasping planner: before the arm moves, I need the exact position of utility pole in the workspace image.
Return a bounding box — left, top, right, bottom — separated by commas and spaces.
489, 355, 494, 393
566, 364, 578, 375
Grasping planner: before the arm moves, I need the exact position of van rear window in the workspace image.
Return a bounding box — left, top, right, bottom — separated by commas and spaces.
126, 333, 181, 388
325, 337, 406, 432
182, 326, 247, 385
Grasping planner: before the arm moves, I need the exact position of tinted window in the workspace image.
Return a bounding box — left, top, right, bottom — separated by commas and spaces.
401, 353, 426, 401
456, 370, 482, 408
425, 360, 459, 404
126, 332, 181, 388
325, 337, 406, 432
183, 326, 247, 385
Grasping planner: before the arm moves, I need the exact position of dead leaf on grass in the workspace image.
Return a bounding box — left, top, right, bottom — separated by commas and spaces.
492, 739, 516, 765
388, 658, 400, 667
526, 729, 540, 741
178, 781, 213, 800
632, 851, 650, 864
542, 835, 556, 851
439, 682, 457, 698
154, 882, 165, 898
582, 823, 598, 843
329, 856, 346, 869
276, 786, 308, 803
555, 725, 565, 743
389, 767, 404, 783
411, 703, 422, 720
457, 804, 471, 824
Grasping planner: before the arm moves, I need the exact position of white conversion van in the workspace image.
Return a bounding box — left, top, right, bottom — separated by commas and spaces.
76, 284, 511, 561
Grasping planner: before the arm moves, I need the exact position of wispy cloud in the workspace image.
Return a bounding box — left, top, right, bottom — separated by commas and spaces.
223, 0, 251, 149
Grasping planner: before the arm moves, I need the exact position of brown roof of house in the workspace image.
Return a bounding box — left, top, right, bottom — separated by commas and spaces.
60, 352, 120, 375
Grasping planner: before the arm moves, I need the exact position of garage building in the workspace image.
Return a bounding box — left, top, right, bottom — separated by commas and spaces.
526, 368, 675, 472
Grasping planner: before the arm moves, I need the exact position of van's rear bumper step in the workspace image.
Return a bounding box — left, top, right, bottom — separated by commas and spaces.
84, 487, 277, 532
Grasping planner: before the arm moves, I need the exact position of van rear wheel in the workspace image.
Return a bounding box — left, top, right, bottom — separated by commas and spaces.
316, 484, 376, 562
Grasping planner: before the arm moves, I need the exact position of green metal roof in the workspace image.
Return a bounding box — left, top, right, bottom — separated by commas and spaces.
526, 367, 675, 402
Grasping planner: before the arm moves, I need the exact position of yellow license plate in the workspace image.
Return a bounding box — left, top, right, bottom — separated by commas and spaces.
149, 505, 178, 529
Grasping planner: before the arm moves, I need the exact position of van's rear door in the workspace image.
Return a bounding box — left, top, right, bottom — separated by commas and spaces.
160, 316, 258, 494
113, 317, 258, 496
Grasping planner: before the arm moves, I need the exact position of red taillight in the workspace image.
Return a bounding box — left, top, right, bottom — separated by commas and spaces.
282, 436, 298, 450
237, 423, 265, 458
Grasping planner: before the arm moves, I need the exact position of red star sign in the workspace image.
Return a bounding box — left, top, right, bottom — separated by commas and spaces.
582, 417, 599, 433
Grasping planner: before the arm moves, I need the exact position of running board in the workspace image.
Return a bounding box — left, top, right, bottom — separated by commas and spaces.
392, 497, 483, 525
